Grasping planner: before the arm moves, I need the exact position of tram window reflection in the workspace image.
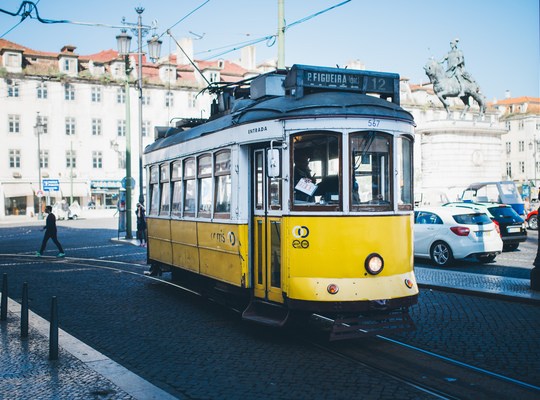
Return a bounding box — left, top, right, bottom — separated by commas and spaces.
292, 132, 340, 208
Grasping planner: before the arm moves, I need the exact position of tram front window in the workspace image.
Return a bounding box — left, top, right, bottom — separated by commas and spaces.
350, 131, 392, 211
292, 132, 340, 208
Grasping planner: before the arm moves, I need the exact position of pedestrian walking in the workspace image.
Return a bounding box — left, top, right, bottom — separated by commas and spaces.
136, 203, 147, 247
36, 205, 65, 257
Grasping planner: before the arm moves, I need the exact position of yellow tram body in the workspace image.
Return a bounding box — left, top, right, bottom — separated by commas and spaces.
143, 64, 419, 339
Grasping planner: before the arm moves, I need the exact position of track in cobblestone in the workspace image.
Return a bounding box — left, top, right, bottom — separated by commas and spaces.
303, 330, 540, 400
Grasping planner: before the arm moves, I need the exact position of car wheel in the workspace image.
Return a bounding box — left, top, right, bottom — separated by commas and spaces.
528, 215, 538, 231
71, 214, 78, 220
430, 241, 454, 267
476, 254, 497, 263
503, 243, 519, 252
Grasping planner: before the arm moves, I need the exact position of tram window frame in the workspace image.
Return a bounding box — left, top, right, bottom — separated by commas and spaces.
214, 149, 231, 218
149, 165, 160, 216
171, 160, 183, 218
159, 163, 170, 216
255, 150, 264, 210
350, 131, 393, 212
197, 154, 213, 218
397, 135, 414, 211
291, 131, 341, 211
183, 158, 196, 216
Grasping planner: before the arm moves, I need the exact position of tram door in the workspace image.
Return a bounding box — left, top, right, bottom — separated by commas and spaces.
252, 148, 283, 303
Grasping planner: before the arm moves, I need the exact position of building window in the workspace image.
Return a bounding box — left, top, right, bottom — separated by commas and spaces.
142, 121, 151, 137
7, 81, 19, 97
116, 88, 125, 104
9, 149, 21, 168
91, 87, 102, 102
505, 121, 511, 130
64, 83, 75, 100
117, 120, 126, 137
519, 161, 525, 174
66, 150, 76, 168
519, 120, 524, 130
41, 116, 49, 134
142, 94, 150, 105
518, 141, 525, 152
8, 115, 20, 133
165, 91, 174, 108
118, 151, 126, 169
188, 92, 197, 108
505, 141, 511, 154
506, 162, 512, 178
92, 151, 103, 168
40, 150, 49, 168
65, 117, 76, 135
92, 118, 102, 135
37, 82, 48, 99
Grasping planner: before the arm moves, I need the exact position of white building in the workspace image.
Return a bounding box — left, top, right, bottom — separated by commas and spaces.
0, 38, 255, 218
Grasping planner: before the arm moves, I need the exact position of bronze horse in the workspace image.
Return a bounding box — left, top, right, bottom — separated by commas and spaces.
424, 59, 486, 118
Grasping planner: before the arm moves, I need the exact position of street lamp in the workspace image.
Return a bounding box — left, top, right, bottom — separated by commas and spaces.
116, 7, 162, 211
34, 112, 45, 220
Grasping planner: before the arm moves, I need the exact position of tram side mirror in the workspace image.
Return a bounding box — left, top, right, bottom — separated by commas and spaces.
267, 149, 280, 178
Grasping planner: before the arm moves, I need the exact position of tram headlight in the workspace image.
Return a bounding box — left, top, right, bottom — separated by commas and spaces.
365, 253, 384, 275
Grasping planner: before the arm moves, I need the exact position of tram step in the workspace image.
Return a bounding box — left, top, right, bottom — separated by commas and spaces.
242, 300, 289, 327
329, 310, 415, 341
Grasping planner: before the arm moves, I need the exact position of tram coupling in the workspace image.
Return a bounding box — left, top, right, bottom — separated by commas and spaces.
310, 308, 415, 341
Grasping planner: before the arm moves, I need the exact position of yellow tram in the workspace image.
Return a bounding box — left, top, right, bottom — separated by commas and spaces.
144, 64, 418, 340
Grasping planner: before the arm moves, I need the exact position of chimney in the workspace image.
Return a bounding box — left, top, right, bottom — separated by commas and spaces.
176, 38, 193, 65
240, 45, 256, 70
504, 90, 511, 99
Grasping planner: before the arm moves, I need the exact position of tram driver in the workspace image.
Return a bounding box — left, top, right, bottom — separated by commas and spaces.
293, 149, 317, 202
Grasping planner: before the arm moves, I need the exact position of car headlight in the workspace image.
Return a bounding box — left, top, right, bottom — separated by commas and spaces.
365, 253, 384, 275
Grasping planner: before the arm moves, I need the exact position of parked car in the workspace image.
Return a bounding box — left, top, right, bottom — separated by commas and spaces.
526, 209, 538, 231
414, 206, 503, 267
443, 202, 527, 251
52, 200, 81, 220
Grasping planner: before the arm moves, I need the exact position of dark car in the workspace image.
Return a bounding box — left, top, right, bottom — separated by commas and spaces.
444, 202, 527, 251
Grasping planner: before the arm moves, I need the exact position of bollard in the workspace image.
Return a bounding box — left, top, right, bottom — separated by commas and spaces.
1, 273, 7, 321
21, 282, 28, 338
49, 296, 58, 360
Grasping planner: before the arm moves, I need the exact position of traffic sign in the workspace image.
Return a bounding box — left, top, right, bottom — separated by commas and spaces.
122, 177, 136, 189
36, 190, 44, 197
42, 178, 60, 191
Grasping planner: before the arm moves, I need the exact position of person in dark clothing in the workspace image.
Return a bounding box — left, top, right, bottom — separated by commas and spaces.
37, 205, 65, 257
136, 203, 147, 247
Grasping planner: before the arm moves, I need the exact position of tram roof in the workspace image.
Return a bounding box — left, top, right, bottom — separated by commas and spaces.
147, 90, 413, 154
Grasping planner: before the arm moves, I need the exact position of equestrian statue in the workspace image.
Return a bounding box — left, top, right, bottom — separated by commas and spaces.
424, 38, 486, 118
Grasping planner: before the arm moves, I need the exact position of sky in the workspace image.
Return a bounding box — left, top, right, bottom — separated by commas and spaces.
1, 0, 538, 101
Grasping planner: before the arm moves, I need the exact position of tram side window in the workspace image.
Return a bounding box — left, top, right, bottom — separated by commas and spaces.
292, 132, 340, 209
198, 154, 212, 217
350, 131, 392, 210
149, 165, 160, 216
183, 158, 196, 216
397, 136, 413, 210
214, 150, 231, 217
160, 163, 170, 215
171, 160, 182, 217
255, 151, 264, 210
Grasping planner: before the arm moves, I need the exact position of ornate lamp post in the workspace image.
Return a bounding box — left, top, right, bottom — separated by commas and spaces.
34, 112, 45, 220
116, 7, 162, 213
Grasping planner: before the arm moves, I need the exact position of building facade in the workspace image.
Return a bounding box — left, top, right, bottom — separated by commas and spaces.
0, 38, 254, 218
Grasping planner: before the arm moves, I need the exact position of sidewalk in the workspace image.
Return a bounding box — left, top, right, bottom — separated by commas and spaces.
1, 266, 539, 399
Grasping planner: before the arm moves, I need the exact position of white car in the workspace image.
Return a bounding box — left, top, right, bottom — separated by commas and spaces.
414, 206, 503, 266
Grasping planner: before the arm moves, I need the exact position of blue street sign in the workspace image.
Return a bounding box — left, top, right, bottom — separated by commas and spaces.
121, 177, 136, 189
42, 179, 60, 192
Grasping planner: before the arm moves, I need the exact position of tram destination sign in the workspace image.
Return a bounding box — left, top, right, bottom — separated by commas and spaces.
285, 64, 399, 104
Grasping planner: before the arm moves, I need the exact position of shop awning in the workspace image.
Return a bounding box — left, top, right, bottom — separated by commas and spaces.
60, 183, 89, 198
2, 183, 33, 197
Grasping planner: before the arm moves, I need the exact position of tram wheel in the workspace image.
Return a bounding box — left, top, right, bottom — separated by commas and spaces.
430, 241, 454, 267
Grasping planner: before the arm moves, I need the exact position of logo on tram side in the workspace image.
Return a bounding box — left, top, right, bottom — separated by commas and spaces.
210, 230, 236, 246
247, 125, 268, 134
292, 225, 309, 249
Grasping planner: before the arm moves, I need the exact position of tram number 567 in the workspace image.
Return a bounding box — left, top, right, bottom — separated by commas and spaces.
368, 118, 380, 127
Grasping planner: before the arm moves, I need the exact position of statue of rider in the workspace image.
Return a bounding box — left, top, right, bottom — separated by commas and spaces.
440, 38, 472, 97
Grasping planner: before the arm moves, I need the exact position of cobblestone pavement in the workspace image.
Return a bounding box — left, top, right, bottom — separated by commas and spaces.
0, 218, 539, 399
